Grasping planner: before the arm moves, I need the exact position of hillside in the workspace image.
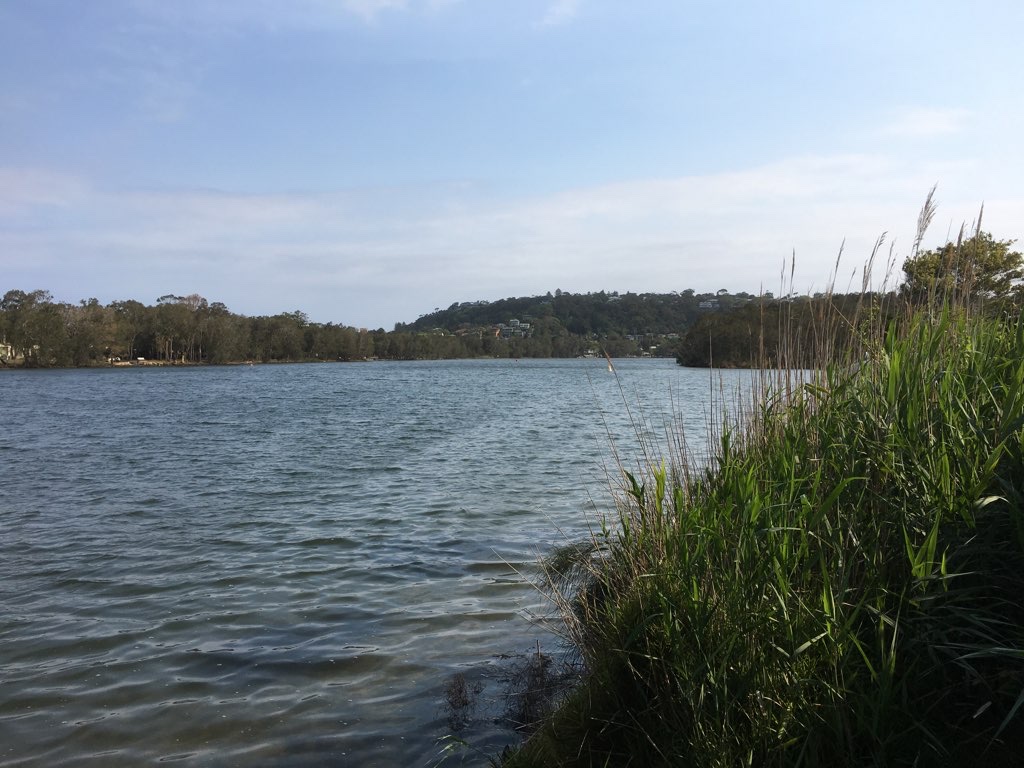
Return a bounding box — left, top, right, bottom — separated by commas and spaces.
1, 286, 796, 365
402, 289, 758, 336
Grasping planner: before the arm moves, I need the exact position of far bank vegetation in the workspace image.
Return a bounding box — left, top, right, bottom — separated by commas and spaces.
2, 230, 1019, 369
501, 207, 1024, 766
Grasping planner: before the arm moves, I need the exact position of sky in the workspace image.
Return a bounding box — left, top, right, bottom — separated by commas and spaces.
2, 1, 1023, 329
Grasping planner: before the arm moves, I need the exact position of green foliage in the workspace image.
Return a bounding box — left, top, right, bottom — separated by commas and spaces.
675, 293, 895, 368
900, 231, 1023, 306
0, 287, 736, 366
0, 290, 379, 366
508, 306, 1024, 767
406, 290, 708, 340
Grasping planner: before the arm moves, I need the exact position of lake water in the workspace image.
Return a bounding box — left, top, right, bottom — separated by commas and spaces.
0, 359, 748, 767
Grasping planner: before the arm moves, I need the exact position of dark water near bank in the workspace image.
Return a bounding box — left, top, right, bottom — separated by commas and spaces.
0, 359, 747, 767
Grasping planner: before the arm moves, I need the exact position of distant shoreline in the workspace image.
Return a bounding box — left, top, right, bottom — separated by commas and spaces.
0, 354, 683, 371
0, 358, 370, 371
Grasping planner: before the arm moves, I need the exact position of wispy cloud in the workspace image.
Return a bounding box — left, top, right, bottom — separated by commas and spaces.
0, 169, 90, 214
336, 0, 409, 23
540, 0, 582, 28
424, 0, 463, 11
129, 0, 449, 28
880, 107, 971, 139
5, 152, 1018, 326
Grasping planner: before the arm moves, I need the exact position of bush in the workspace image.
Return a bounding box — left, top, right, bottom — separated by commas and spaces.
507, 301, 1024, 767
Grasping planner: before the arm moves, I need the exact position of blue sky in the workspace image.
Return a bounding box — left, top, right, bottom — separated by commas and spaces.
2, 0, 1022, 328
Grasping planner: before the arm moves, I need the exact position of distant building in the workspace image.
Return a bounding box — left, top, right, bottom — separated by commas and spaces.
494, 319, 531, 338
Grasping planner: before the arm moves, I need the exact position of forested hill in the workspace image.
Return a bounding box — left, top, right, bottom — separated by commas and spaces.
0, 287, 758, 366
402, 289, 759, 336
3, 232, 1018, 368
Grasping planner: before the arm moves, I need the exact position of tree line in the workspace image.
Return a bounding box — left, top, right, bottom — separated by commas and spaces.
0, 288, 674, 367
0, 287, 730, 368
0, 292, 376, 367
675, 231, 1022, 367
3, 232, 1017, 369
405, 288, 759, 336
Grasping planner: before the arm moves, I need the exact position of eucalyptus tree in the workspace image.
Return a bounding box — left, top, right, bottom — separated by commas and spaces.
109, 299, 150, 359
63, 298, 112, 365
1, 289, 66, 365
901, 231, 1022, 307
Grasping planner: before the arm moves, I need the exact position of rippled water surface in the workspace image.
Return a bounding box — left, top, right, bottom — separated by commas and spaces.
0, 359, 747, 766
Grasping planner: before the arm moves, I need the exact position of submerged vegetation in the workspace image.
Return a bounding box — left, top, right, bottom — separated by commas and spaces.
505, 211, 1024, 765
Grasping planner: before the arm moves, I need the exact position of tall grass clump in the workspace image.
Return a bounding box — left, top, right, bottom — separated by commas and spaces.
505, 256, 1024, 765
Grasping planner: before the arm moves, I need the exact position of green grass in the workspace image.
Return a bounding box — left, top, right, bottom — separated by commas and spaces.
504, 300, 1024, 767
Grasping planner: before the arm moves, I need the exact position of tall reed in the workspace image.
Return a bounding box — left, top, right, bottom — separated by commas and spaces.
505, 225, 1024, 766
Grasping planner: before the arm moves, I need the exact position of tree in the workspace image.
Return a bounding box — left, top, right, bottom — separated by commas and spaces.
150, 294, 212, 362
901, 231, 1022, 304
63, 298, 111, 365
1, 289, 67, 365
110, 299, 148, 359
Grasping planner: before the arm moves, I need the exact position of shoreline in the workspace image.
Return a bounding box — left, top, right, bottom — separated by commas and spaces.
0, 353, 683, 371
502, 305, 1024, 766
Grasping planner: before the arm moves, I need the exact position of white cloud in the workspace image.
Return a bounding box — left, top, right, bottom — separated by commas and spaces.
335, 0, 409, 23
130, 0, 451, 28
880, 107, 971, 139
540, 0, 582, 28
424, 0, 463, 11
3, 154, 1021, 326
0, 169, 90, 214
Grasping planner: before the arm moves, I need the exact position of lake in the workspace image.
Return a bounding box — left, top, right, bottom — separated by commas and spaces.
0, 359, 749, 767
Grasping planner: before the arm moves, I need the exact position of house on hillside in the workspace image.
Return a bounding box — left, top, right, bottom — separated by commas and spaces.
494, 319, 532, 338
